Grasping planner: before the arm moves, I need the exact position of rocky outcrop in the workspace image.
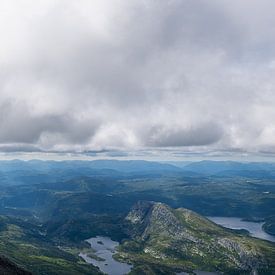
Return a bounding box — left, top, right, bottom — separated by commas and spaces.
123, 201, 271, 274
126, 201, 196, 241
217, 237, 266, 270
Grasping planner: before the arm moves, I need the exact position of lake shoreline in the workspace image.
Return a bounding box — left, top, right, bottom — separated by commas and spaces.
79, 236, 133, 275
207, 216, 275, 243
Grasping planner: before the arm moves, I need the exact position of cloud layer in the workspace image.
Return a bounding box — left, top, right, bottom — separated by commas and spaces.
1, 0, 275, 157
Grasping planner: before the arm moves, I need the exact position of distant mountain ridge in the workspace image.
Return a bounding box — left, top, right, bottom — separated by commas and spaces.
1, 159, 275, 187
0, 160, 273, 273
181, 160, 275, 175
0, 159, 181, 173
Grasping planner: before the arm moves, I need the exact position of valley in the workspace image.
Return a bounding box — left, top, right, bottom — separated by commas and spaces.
2, 1, 275, 274
0, 160, 274, 274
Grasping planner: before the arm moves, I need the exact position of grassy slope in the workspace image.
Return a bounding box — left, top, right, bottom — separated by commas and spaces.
0, 216, 101, 275
117, 203, 275, 275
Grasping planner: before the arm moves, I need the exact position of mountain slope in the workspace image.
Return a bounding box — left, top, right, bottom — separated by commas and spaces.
0, 255, 31, 275
0, 215, 101, 275
117, 201, 275, 274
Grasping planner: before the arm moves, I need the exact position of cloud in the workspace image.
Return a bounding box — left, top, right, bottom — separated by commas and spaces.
146, 123, 223, 147
0, 100, 100, 148
0, 0, 275, 158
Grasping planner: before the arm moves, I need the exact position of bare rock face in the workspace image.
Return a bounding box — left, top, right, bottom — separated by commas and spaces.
126, 201, 195, 239
124, 201, 270, 274
125, 201, 154, 225
217, 238, 266, 271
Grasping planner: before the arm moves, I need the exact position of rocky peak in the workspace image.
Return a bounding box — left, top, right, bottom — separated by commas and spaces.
125, 201, 155, 225
122, 201, 270, 274
126, 201, 196, 241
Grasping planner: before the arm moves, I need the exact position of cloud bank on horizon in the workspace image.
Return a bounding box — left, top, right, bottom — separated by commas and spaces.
0, 0, 275, 158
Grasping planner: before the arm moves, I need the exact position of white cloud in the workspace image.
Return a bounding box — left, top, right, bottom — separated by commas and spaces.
0, 0, 275, 158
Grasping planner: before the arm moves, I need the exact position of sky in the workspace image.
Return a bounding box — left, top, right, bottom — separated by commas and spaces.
1, 0, 275, 160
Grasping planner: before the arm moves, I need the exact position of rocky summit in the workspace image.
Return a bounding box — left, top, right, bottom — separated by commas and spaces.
116, 201, 275, 274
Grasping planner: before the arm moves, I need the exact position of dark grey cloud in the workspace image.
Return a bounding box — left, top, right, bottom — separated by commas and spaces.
0, 100, 99, 147
0, 0, 275, 157
146, 123, 223, 147
0, 144, 42, 153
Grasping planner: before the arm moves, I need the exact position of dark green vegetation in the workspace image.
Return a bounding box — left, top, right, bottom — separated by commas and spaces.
0, 254, 31, 274
263, 216, 275, 236
0, 160, 274, 274
0, 216, 100, 274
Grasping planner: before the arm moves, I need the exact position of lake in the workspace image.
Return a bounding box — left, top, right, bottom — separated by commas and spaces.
207, 217, 275, 243
79, 236, 132, 275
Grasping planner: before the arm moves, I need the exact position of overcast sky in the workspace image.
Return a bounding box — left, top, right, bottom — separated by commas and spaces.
1, 0, 275, 160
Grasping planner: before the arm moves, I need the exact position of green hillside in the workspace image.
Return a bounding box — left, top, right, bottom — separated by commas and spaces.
117, 201, 275, 274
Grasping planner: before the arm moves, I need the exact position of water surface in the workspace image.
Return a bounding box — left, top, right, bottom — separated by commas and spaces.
207, 217, 275, 242
79, 236, 132, 275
